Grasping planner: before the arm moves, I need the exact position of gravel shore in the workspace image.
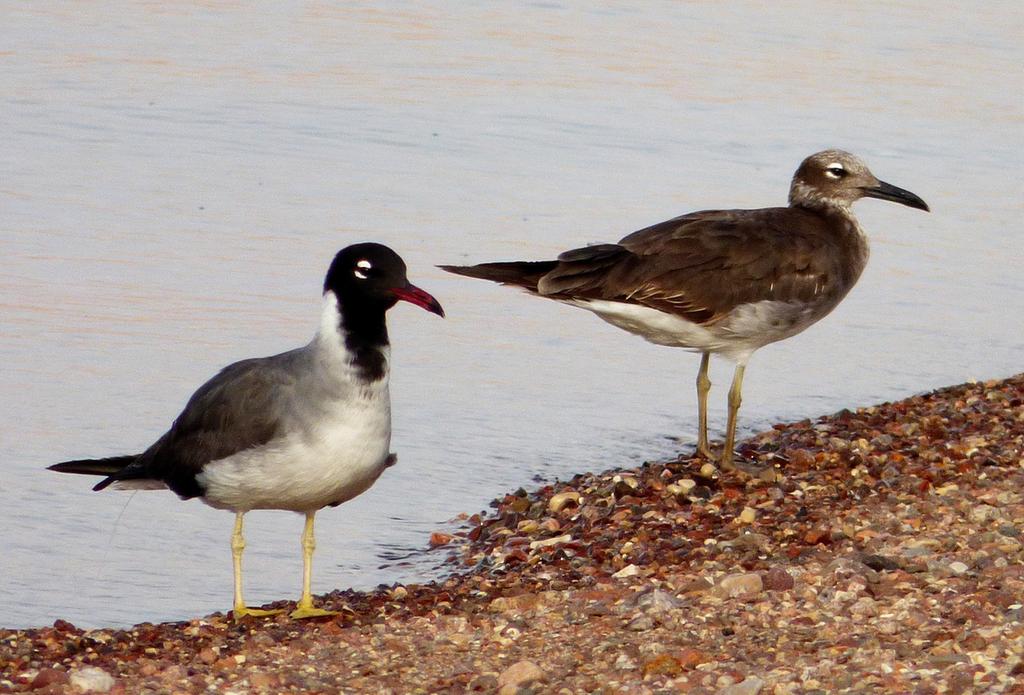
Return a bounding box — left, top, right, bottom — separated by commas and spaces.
4, 374, 1023, 694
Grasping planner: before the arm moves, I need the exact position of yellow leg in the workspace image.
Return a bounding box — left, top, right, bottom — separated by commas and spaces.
290, 511, 339, 619
695, 352, 714, 458
720, 363, 746, 471
231, 512, 284, 619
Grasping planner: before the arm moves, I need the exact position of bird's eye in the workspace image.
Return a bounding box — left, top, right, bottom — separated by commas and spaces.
825, 164, 847, 179
354, 259, 372, 280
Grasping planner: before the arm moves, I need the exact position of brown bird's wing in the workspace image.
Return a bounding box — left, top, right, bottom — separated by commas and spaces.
536, 207, 846, 324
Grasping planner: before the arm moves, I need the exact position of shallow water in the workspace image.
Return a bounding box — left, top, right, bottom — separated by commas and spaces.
2, 1, 1022, 629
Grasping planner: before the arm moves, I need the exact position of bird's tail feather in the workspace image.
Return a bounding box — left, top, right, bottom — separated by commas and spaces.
439, 261, 557, 292
48, 455, 138, 491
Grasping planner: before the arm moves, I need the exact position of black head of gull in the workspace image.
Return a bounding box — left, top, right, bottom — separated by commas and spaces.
323, 242, 444, 381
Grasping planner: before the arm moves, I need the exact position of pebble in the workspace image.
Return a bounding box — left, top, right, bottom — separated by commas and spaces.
69, 667, 116, 693
804, 528, 830, 544
859, 554, 901, 571
713, 573, 764, 598
642, 653, 682, 677
762, 567, 795, 591
529, 534, 572, 550
614, 653, 637, 670
675, 478, 697, 494
676, 576, 714, 594
548, 491, 582, 513
718, 676, 765, 694
497, 660, 544, 690
635, 588, 681, 614
948, 561, 970, 575
724, 531, 770, 551
249, 671, 277, 689
539, 517, 561, 532
470, 674, 500, 691
738, 506, 757, 524
612, 564, 640, 579
788, 448, 816, 468
429, 532, 453, 548
626, 614, 655, 631
517, 519, 540, 533
902, 545, 933, 558
31, 668, 68, 689
678, 647, 709, 669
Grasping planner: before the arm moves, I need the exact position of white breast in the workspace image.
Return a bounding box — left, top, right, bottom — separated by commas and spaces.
196, 384, 392, 513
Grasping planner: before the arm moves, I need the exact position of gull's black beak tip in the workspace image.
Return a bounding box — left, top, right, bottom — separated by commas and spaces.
901, 193, 930, 213
864, 180, 930, 213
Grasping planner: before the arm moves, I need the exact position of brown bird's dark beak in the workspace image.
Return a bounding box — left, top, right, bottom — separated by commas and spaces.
392, 283, 445, 317
862, 180, 930, 212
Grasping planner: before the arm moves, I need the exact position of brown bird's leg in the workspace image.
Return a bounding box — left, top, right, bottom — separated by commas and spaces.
720, 363, 746, 471
718, 363, 775, 480
695, 352, 715, 458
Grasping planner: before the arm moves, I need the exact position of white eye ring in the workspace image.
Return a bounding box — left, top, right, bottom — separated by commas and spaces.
354, 259, 372, 279
824, 163, 845, 178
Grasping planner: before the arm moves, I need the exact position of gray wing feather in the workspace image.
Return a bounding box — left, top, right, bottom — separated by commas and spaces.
107, 351, 302, 496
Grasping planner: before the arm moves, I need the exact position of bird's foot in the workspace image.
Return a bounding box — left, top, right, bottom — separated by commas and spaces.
721, 455, 780, 482
290, 602, 340, 620
696, 443, 717, 460
232, 605, 285, 620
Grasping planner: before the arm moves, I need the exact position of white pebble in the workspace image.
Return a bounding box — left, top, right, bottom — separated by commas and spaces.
69, 667, 115, 693
612, 563, 640, 579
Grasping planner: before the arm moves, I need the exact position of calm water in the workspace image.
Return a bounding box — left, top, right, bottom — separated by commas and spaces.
2, 2, 1022, 629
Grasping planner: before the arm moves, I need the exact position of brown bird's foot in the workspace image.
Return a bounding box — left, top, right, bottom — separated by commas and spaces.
696, 443, 717, 460
720, 455, 780, 482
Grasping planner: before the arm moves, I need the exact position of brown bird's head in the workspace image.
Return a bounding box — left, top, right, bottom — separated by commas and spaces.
789, 150, 930, 213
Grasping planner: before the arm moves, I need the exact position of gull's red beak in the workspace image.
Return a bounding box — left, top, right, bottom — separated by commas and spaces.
392, 283, 445, 317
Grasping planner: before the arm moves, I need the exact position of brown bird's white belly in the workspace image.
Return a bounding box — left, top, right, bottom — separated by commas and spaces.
570, 298, 829, 364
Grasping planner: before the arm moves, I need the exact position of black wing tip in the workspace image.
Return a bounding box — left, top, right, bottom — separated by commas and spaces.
92, 477, 116, 492
47, 460, 119, 492
437, 260, 558, 291
47, 459, 104, 474
47, 455, 138, 490
437, 264, 474, 276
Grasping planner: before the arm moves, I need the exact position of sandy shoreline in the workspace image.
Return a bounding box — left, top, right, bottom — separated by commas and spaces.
4, 375, 1023, 694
